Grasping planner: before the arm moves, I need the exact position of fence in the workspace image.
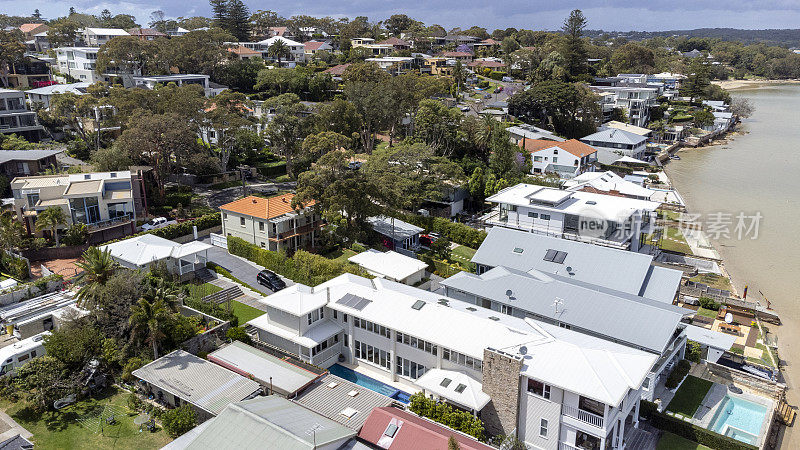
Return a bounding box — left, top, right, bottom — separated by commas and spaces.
22, 244, 90, 262
209, 233, 228, 249
0, 278, 64, 306
170, 225, 222, 244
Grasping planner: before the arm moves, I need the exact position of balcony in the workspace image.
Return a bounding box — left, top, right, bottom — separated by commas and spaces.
563, 404, 604, 428
86, 213, 133, 232
270, 220, 324, 241
559, 443, 582, 450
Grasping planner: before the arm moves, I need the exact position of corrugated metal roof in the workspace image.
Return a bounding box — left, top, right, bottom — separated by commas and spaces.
0, 149, 61, 164
442, 267, 687, 354
131, 350, 260, 415
582, 128, 647, 145
367, 216, 423, 240
63, 180, 101, 195
639, 265, 684, 304
292, 374, 394, 430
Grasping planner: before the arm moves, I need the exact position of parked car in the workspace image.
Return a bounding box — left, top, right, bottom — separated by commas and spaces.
494, 86, 504, 93
347, 161, 362, 170
502, 76, 513, 82
483, 94, 492, 99
257, 270, 286, 291
141, 217, 176, 231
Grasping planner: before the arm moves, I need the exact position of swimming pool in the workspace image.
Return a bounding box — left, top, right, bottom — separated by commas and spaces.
709, 395, 767, 445
328, 364, 411, 403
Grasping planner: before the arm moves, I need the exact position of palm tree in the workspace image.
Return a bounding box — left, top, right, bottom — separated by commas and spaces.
75, 247, 117, 309
129, 297, 171, 360
142, 283, 179, 312
0, 211, 23, 252
268, 39, 290, 66
35, 206, 68, 246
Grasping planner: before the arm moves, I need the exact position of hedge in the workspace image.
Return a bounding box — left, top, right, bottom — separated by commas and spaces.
226, 236, 370, 286
488, 71, 507, 81
646, 409, 758, 450
409, 392, 485, 441
149, 213, 221, 240
400, 214, 487, 249
257, 161, 287, 177
665, 359, 691, 389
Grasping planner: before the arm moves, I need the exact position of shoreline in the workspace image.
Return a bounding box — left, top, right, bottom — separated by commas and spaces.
713, 79, 800, 91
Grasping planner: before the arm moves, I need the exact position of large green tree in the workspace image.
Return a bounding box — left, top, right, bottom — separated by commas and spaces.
129, 297, 171, 360
262, 93, 310, 178
75, 247, 117, 310
204, 90, 255, 170
35, 206, 67, 246
343, 62, 392, 152
560, 9, 588, 78
0, 30, 25, 88
508, 80, 600, 138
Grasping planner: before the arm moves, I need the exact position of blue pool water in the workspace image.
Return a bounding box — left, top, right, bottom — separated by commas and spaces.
709, 395, 767, 445
328, 364, 411, 403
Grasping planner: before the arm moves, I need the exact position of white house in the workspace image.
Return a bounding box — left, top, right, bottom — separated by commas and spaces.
0, 89, 44, 141
365, 57, 415, 75
54, 47, 103, 83
519, 139, 598, 179
25, 82, 91, 109
591, 85, 659, 128
131, 74, 225, 97
246, 273, 659, 449
99, 234, 212, 279
580, 128, 648, 164
238, 37, 305, 67
564, 171, 655, 200
482, 183, 659, 251
82, 28, 130, 47
347, 249, 428, 285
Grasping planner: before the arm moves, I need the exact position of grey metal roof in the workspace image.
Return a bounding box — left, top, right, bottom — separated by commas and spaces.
472, 227, 657, 296
639, 265, 684, 304
582, 128, 647, 145
0, 149, 62, 164
292, 374, 395, 430
132, 350, 260, 415
367, 216, 423, 240
207, 341, 320, 396
442, 267, 688, 354
179, 396, 356, 450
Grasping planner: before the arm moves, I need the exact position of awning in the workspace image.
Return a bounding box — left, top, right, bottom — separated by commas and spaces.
415, 368, 490, 412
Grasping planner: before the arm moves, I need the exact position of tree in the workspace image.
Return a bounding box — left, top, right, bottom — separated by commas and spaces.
508, 80, 600, 138
0, 210, 23, 252
162, 405, 197, 438
313, 99, 361, 141
385, 14, 416, 36
611, 43, 655, 74
213, 57, 264, 93
129, 297, 171, 360
682, 58, 711, 102
452, 60, 465, 99
534, 51, 567, 83
302, 131, 351, 161
12, 356, 72, 412
560, 9, 588, 78
46, 92, 98, 147
210, 0, 230, 31
268, 39, 290, 66
43, 324, 102, 369
75, 247, 117, 309
35, 206, 67, 246
226, 326, 252, 345
692, 109, 715, 128
166, 28, 234, 75
250, 10, 281, 38
414, 99, 462, 156
262, 93, 309, 178
226, 0, 251, 41
448, 435, 461, 450
204, 90, 255, 171
0, 30, 25, 88
343, 62, 392, 152
91, 146, 132, 172
730, 96, 754, 118
96, 36, 166, 84
46, 19, 79, 48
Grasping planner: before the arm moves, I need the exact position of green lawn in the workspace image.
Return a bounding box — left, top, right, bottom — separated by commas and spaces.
696, 307, 719, 319
230, 300, 265, 324
646, 226, 693, 255
0, 386, 172, 450
666, 375, 713, 417
657, 432, 712, 450
323, 248, 358, 264
184, 282, 222, 301
450, 245, 477, 271
747, 342, 775, 368
689, 273, 731, 291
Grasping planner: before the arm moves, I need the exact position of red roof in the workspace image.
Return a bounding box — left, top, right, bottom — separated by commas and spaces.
324, 63, 351, 76
358, 407, 494, 450
269, 26, 288, 36
379, 37, 411, 47
440, 51, 473, 58
220, 194, 313, 220
519, 139, 597, 158
304, 41, 328, 51
479, 38, 501, 45
19, 23, 46, 33
228, 45, 260, 56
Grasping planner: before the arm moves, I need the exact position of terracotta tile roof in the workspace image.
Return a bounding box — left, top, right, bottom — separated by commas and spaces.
268, 26, 287, 36
228, 45, 260, 56
220, 194, 314, 220
519, 138, 597, 158
304, 41, 327, 51
358, 407, 493, 450
479, 38, 501, 45
324, 63, 351, 75
19, 23, 46, 33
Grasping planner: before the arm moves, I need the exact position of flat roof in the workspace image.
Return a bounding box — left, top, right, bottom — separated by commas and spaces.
348, 250, 428, 281
132, 350, 260, 415
0, 291, 75, 325
684, 324, 737, 351
207, 341, 319, 396
564, 171, 654, 199
292, 374, 395, 430
367, 216, 423, 240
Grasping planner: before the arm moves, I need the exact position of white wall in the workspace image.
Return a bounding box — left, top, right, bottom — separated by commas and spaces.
519, 386, 563, 449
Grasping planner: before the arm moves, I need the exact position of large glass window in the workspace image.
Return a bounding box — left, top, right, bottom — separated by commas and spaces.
395, 356, 426, 379
354, 340, 390, 370
70, 197, 100, 224
107, 202, 127, 219
575, 431, 601, 450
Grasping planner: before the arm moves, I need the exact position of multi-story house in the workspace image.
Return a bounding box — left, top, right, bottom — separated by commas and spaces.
126, 28, 167, 41
365, 57, 415, 75
25, 82, 91, 109
219, 194, 322, 253
82, 28, 130, 47
11, 170, 142, 237
580, 128, 648, 164
520, 139, 598, 179
0, 89, 44, 141
235, 37, 306, 67
303, 41, 333, 58
246, 273, 658, 449
4, 57, 51, 89
482, 183, 659, 251
19, 23, 49, 41
592, 85, 659, 128
350, 38, 394, 56
507, 124, 565, 145
131, 74, 225, 97
54, 47, 102, 83
0, 149, 61, 178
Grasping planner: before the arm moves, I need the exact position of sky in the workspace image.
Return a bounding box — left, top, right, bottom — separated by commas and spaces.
4, 0, 800, 31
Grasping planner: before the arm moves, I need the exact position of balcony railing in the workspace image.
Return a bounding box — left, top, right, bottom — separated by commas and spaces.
559, 443, 582, 450
563, 404, 604, 428
86, 213, 133, 231
272, 220, 324, 241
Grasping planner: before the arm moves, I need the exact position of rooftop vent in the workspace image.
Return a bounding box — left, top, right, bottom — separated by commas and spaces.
340, 407, 359, 418
437, 299, 449, 306
585, 200, 597, 205
326, 382, 339, 389
411, 300, 426, 310
466, 307, 477, 312
347, 390, 359, 397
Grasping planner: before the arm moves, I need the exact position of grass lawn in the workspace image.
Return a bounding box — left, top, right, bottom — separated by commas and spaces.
450, 245, 477, 271
323, 248, 358, 264
747, 342, 775, 368
689, 273, 731, 291
0, 386, 172, 450
230, 300, 265, 324
184, 282, 222, 301
657, 432, 712, 450
696, 307, 719, 319
647, 226, 693, 255
666, 375, 713, 417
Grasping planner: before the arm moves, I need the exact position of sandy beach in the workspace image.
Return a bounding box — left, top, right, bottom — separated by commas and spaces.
712, 79, 800, 90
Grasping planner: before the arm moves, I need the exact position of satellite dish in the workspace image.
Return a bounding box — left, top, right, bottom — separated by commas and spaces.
566, 266, 573, 272
519, 346, 528, 355
505, 289, 513, 297
724, 313, 733, 324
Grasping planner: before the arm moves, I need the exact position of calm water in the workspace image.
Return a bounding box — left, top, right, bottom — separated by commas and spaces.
665, 85, 800, 410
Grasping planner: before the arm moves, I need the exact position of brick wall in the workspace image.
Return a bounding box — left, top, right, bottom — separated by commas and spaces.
481, 348, 523, 437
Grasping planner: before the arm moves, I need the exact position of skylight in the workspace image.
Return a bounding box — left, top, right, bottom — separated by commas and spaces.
513, 247, 524, 254
440, 378, 452, 388
489, 316, 500, 321
384, 423, 398, 437
411, 300, 426, 310
455, 384, 467, 393
543, 249, 568, 264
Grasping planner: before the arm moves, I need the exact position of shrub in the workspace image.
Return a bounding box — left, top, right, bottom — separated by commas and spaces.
698, 297, 720, 311
257, 161, 287, 178
127, 393, 142, 411
400, 214, 487, 249
62, 223, 89, 246
409, 392, 485, 441
121, 357, 151, 383
162, 405, 197, 438
488, 71, 507, 81
648, 409, 757, 450
150, 213, 221, 240
686, 340, 702, 363
351, 242, 366, 253
183, 294, 238, 327
665, 359, 691, 389
226, 326, 252, 345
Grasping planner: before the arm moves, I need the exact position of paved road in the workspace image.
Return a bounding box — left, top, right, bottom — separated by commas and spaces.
199, 237, 298, 296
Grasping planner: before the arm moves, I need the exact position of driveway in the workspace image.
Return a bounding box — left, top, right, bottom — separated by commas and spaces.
199, 237, 293, 296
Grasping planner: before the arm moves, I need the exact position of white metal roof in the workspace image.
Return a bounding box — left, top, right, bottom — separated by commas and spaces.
564, 170, 655, 199
416, 368, 491, 411
85, 28, 130, 36
25, 82, 91, 96
0, 332, 48, 362
348, 250, 428, 281
258, 36, 303, 47
684, 324, 737, 351
100, 235, 210, 267
254, 283, 327, 316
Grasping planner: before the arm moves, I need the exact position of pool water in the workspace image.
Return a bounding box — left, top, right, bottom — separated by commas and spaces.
328, 364, 411, 403
709, 395, 767, 445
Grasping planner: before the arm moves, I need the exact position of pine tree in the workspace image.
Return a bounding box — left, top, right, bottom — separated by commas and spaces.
32, 9, 41, 20
209, 0, 229, 31
561, 9, 588, 79
226, 0, 251, 41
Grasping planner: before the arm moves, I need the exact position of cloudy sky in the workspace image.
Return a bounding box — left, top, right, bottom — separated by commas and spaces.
4, 0, 800, 31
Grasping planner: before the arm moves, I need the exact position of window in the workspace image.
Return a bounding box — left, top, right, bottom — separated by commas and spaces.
395, 356, 426, 379
223, 213, 227, 219
552, 157, 558, 163
395, 332, 437, 355
343, 313, 348, 323
540, 214, 551, 221
553, 149, 558, 154
442, 348, 482, 371
528, 378, 544, 396
528, 212, 538, 219
533, 156, 542, 162
240, 217, 245, 226
259, 222, 265, 231
539, 418, 548, 438
333, 310, 337, 320
501, 304, 513, 315
354, 340, 390, 370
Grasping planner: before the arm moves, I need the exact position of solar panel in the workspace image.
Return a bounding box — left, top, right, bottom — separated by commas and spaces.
543, 249, 557, 262
553, 251, 568, 264
335, 293, 373, 311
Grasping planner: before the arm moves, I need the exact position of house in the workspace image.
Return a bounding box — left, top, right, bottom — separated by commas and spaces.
82, 28, 130, 47
580, 128, 649, 164
266, 26, 290, 38
126, 28, 167, 41
683, 324, 737, 364
19, 23, 48, 40
255, 36, 306, 66
0, 90, 43, 141
26, 82, 91, 109
682, 48, 705, 58
439, 51, 474, 64
0, 291, 85, 340
220, 193, 322, 253
132, 350, 261, 422
323, 63, 351, 81
4, 57, 51, 89
54, 47, 104, 83
603, 120, 652, 137
348, 249, 428, 285
207, 341, 321, 397
520, 139, 598, 179
131, 74, 225, 97
470, 227, 682, 304
422, 57, 452, 76
564, 171, 656, 200
365, 57, 414, 75
163, 396, 357, 450
482, 183, 659, 251
359, 407, 495, 450
441, 266, 691, 402
468, 59, 506, 71
351, 38, 394, 56
227, 45, 261, 60
0, 149, 61, 178
378, 37, 411, 51
443, 35, 479, 47
99, 234, 212, 279
246, 273, 660, 449
367, 216, 423, 253
303, 40, 333, 57
421, 184, 469, 218
591, 84, 659, 128
507, 124, 565, 144
647, 72, 686, 91
164, 27, 190, 37
11, 170, 142, 238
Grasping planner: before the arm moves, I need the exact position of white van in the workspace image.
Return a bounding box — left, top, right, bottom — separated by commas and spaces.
0, 332, 48, 377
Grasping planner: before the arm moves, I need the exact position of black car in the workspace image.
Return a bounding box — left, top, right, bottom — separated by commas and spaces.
257, 270, 286, 291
